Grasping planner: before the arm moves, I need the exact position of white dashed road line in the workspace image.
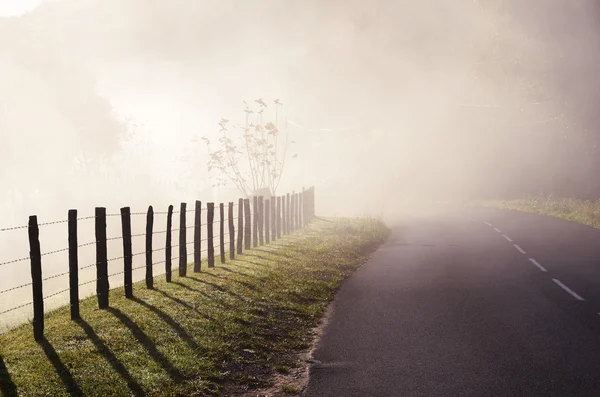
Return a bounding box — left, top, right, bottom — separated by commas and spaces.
528, 258, 547, 272
502, 235, 513, 242
513, 244, 527, 254
494, 228, 501, 233
552, 279, 585, 301
484, 222, 492, 226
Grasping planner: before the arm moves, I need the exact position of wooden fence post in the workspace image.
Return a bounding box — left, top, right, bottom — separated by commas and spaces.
258, 196, 264, 246
95, 207, 109, 309
207, 203, 215, 267
285, 193, 292, 234
291, 194, 296, 232
282, 196, 287, 235
165, 205, 173, 282
146, 206, 154, 289
220, 203, 226, 264
179, 203, 187, 277
194, 200, 201, 272
244, 199, 251, 250
237, 199, 243, 254
294, 193, 298, 231
68, 209, 80, 320
265, 199, 270, 244
229, 202, 235, 260
28, 215, 44, 341
121, 207, 133, 298
271, 197, 276, 241
276, 196, 282, 238
252, 196, 258, 248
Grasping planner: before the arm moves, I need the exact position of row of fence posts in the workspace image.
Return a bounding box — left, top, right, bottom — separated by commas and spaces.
25, 187, 315, 341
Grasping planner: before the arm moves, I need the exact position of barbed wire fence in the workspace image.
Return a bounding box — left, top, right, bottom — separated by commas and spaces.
0, 187, 316, 341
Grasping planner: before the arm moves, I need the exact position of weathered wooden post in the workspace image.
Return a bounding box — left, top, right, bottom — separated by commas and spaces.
220, 203, 226, 264
179, 203, 187, 277
265, 199, 270, 244
252, 196, 258, 248
194, 201, 201, 272
95, 207, 109, 309
28, 215, 44, 341
207, 203, 215, 268
244, 199, 251, 250
68, 209, 80, 320
146, 206, 154, 289
237, 198, 243, 254
258, 196, 264, 245
165, 205, 173, 282
229, 202, 235, 260
121, 207, 133, 297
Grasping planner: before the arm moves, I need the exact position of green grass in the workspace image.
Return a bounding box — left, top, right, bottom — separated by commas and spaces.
0, 218, 390, 397
476, 196, 600, 229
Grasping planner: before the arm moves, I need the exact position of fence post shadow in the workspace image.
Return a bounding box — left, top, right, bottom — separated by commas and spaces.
75, 319, 145, 397
37, 337, 84, 397
0, 355, 18, 397
105, 307, 185, 382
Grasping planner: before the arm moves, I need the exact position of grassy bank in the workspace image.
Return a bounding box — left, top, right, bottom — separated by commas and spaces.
0, 218, 389, 397
477, 197, 600, 229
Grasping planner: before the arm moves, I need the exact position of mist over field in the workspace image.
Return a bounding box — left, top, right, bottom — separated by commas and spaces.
1, 0, 600, 328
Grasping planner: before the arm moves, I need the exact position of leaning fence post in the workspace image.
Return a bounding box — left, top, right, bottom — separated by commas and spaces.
229, 202, 235, 260
265, 199, 270, 244
68, 209, 80, 320
237, 198, 243, 254
252, 196, 258, 248
207, 203, 215, 267
165, 205, 173, 282
95, 207, 109, 309
194, 200, 201, 272
299, 192, 303, 228
219, 203, 226, 264
145, 206, 154, 289
120, 207, 133, 298
244, 199, 251, 250
276, 196, 282, 238
258, 196, 264, 245
28, 215, 44, 341
179, 203, 187, 277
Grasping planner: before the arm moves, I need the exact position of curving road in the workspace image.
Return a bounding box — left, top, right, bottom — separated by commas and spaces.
305, 208, 600, 397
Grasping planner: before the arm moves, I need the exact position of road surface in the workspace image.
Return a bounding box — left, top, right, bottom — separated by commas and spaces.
305, 207, 600, 397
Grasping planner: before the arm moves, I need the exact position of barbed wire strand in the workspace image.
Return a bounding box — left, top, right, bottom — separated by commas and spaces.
44, 287, 71, 300
0, 282, 32, 295
0, 301, 32, 315
0, 256, 30, 268
42, 271, 70, 282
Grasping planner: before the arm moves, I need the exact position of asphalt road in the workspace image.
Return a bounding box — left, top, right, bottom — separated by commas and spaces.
305, 208, 600, 397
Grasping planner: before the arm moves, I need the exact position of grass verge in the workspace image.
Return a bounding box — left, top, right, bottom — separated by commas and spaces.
476, 197, 600, 229
0, 218, 389, 396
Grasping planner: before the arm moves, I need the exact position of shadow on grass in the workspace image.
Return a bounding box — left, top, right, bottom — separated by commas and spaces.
147, 289, 216, 324
130, 296, 209, 357
106, 308, 185, 382
0, 355, 18, 397
37, 338, 84, 397
169, 281, 235, 310
186, 276, 246, 301
202, 272, 259, 292
76, 319, 146, 397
